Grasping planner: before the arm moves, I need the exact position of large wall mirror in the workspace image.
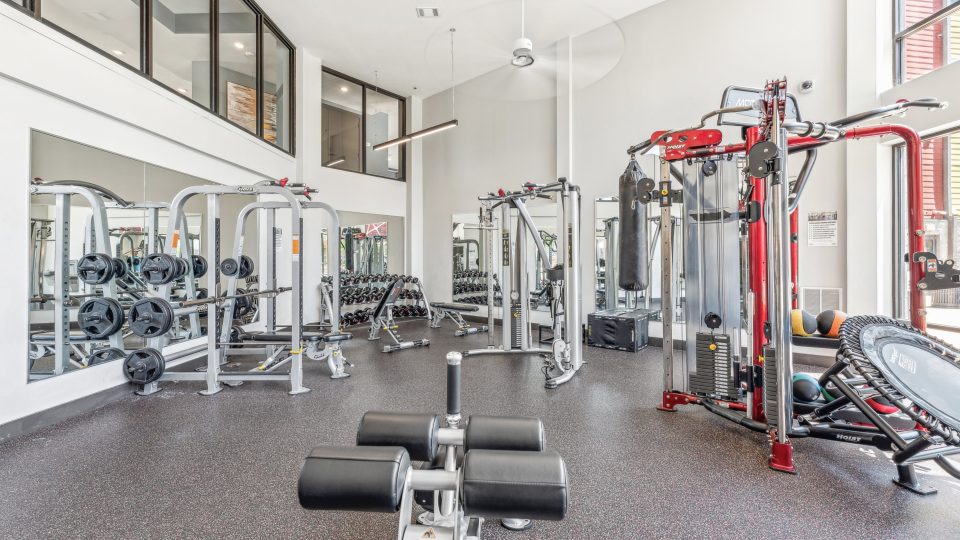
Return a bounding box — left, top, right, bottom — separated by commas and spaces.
338, 212, 404, 276
451, 199, 559, 315
594, 153, 681, 318
28, 132, 258, 381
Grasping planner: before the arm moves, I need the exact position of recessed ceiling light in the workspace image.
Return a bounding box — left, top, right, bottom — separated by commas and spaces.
244, 51, 254, 57
340, 86, 349, 93
234, 41, 245, 49
112, 49, 124, 56
416, 7, 439, 18
83, 11, 109, 21
177, 88, 187, 94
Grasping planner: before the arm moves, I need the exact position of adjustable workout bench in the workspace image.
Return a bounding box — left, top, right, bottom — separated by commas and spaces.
369, 278, 430, 353
232, 330, 353, 379
430, 302, 489, 337
298, 352, 568, 539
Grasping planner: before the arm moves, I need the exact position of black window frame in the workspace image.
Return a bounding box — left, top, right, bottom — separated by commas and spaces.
893, 0, 960, 85
321, 67, 407, 182
1, 0, 295, 156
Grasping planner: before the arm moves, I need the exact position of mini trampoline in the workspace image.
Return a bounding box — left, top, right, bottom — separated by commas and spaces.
826, 316, 960, 493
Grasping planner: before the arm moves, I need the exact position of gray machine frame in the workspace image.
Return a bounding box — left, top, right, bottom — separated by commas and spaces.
463, 179, 583, 389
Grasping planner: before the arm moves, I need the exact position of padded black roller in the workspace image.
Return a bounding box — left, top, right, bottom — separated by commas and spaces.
618, 160, 649, 291
356, 411, 440, 462
465, 415, 544, 452
298, 445, 409, 513
462, 449, 568, 521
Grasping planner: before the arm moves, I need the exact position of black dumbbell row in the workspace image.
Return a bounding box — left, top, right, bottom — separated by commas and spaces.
453, 271, 488, 279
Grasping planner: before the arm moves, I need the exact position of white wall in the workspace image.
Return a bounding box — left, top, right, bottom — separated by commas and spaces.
421, 79, 557, 304
421, 0, 849, 327
0, 6, 418, 427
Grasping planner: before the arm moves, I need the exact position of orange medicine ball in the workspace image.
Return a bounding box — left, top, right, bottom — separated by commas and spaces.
816, 310, 848, 338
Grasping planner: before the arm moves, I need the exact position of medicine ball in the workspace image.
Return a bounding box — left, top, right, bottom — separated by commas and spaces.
816, 309, 848, 338
791, 309, 817, 337
792, 373, 822, 403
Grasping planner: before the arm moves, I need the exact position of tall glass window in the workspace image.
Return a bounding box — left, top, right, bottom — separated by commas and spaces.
263, 22, 292, 151
365, 89, 403, 180
895, 0, 960, 83
321, 71, 363, 173
152, 0, 211, 107
42, 0, 142, 69
895, 129, 960, 342
218, 0, 257, 133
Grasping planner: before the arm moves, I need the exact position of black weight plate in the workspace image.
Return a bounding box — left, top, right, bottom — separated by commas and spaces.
220, 258, 240, 276
142, 253, 178, 285
77, 253, 115, 285
191, 255, 208, 278
238, 255, 255, 279
77, 298, 125, 339
123, 348, 165, 384
111, 258, 128, 280
127, 297, 175, 338
174, 257, 189, 279
87, 347, 125, 366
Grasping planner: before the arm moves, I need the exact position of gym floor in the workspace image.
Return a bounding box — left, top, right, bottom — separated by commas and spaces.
1, 323, 958, 539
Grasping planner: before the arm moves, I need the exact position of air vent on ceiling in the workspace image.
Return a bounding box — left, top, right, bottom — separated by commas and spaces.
416, 7, 440, 18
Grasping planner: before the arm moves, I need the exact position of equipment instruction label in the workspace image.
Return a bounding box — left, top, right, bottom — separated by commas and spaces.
807, 211, 838, 247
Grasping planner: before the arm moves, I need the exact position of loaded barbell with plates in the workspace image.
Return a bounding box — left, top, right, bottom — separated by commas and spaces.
77, 253, 115, 285
191, 255, 208, 278
127, 297, 175, 338
111, 258, 128, 280
122, 348, 165, 384
142, 253, 179, 285
77, 298, 125, 339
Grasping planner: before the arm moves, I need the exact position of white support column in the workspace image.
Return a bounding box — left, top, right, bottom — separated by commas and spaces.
407, 96, 425, 279
845, 0, 895, 316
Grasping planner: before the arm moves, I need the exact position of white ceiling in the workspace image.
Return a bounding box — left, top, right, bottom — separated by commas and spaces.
259, 0, 665, 98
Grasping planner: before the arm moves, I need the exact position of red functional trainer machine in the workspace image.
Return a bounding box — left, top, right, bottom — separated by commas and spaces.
625, 78, 960, 493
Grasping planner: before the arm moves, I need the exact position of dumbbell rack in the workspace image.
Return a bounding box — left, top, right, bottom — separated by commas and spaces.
337, 273, 431, 327
452, 271, 500, 307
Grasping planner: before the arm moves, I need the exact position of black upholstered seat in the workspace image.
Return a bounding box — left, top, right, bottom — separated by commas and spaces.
298, 445, 410, 513
461, 449, 568, 521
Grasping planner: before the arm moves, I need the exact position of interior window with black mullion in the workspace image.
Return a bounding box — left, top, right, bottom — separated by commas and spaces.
321, 71, 363, 173
152, 0, 211, 107
217, 0, 258, 133
41, 0, 142, 69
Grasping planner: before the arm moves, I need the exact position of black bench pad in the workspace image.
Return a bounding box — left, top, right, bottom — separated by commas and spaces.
432, 302, 480, 312
462, 449, 568, 521
298, 445, 409, 513
237, 332, 352, 343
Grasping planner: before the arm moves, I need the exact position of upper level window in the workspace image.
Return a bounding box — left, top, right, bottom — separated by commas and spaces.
152, 0, 211, 108
9, 0, 294, 154
895, 0, 960, 83
42, 0, 143, 69
321, 68, 406, 181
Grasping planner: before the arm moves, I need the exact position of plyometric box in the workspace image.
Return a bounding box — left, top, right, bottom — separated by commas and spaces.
586, 308, 659, 352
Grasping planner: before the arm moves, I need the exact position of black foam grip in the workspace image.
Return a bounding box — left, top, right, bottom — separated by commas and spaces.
462, 449, 568, 521
465, 415, 544, 452
298, 445, 409, 513
618, 161, 649, 291
356, 411, 440, 462
447, 363, 461, 416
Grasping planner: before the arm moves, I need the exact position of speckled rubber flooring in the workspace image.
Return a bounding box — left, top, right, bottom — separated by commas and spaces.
2, 322, 959, 539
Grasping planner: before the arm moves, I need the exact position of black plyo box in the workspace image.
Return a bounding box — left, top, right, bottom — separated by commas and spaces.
586, 308, 657, 352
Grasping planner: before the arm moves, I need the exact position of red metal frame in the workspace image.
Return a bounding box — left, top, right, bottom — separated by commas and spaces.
650, 118, 928, 474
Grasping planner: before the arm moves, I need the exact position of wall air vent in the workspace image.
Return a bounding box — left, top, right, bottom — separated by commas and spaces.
416, 7, 440, 18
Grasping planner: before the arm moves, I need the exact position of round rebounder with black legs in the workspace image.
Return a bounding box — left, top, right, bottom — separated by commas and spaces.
832, 316, 960, 493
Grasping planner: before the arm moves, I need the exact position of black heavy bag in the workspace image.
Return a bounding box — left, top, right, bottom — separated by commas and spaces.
618, 160, 649, 291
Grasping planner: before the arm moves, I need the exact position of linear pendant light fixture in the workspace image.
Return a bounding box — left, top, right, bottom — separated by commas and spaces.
374, 28, 459, 152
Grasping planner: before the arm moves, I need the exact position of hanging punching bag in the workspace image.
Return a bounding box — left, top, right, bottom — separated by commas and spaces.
618, 160, 649, 291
